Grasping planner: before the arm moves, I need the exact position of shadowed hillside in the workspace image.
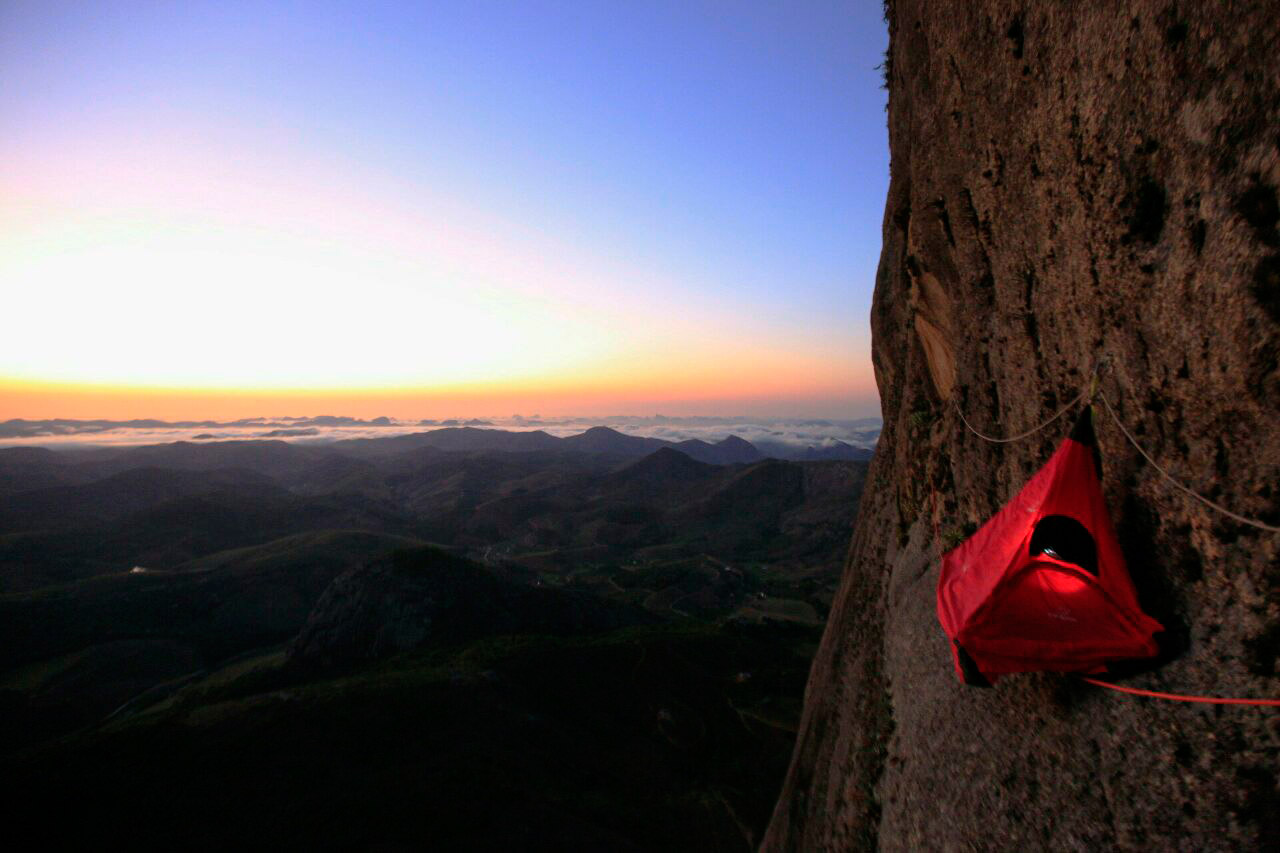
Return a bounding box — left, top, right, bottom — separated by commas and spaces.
0, 436, 867, 850
4, 549, 819, 850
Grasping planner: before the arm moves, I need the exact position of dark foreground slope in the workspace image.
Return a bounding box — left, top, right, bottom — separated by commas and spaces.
0, 531, 427, 748
0, 445, 864, 772
766, 4, 1280, 850
6, 548, 814, 851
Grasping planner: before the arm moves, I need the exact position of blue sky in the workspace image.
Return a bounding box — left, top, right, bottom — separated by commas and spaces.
0, 1, 890, 419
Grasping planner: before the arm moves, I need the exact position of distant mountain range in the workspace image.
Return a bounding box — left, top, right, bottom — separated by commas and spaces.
329, 425, 870, 464
0, 416, 882, 454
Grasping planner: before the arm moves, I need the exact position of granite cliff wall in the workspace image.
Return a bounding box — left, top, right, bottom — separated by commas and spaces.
765, 2, 1280, 849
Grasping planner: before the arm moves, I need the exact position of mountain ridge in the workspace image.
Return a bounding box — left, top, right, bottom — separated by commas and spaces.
330, 425, 866, 464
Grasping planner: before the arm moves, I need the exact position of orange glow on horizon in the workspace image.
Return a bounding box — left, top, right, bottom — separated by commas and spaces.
1, 318, 877, 421
0, 358, 877, 421
3, 131, 876, 423
1, 6, 885, 430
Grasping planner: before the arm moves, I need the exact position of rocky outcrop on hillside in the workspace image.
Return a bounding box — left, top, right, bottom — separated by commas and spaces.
765, 2, 1280, 849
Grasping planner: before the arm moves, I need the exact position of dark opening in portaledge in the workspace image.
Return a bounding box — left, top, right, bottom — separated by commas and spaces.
1029, 514, 1098, 575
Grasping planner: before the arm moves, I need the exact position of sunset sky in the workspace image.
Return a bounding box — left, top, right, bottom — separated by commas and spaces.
1, 2, 889, 420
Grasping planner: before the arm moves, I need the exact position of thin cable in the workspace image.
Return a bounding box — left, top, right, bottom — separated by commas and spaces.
1081, 676, 1280, 706
954, 385, 1090, 443
930, 488, 941, 547
1097, 393, 1280, 534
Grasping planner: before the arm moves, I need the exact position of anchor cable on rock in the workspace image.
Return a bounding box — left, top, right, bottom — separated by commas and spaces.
951, 361, 1278, 533
939, 360, 1279, 705
1079, 676, 1280, 707
1094, 392, 1280, 534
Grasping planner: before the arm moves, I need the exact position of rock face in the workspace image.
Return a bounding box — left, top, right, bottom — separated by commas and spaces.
765, 3, 1280, 850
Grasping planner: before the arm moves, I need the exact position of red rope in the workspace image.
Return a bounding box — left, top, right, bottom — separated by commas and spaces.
1080, 677, 1280, 707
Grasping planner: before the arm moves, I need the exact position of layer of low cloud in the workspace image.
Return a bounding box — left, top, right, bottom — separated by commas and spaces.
529, 416, 882, 450
0, 414, 882, 451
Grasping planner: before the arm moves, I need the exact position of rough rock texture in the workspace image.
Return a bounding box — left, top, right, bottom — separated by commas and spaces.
765, 3, 1280, 850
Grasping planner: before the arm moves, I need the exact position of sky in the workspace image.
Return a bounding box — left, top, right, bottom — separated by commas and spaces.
0, 1, 889, 421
